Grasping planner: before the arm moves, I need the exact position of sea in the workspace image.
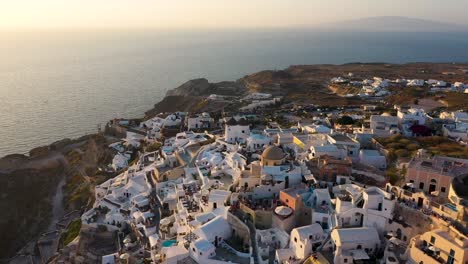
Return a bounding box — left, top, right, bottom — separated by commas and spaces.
1, 29, 468, 156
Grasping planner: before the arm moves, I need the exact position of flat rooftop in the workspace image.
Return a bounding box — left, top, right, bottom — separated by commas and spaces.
331, 134, 355, 143
282, 187, 308, 197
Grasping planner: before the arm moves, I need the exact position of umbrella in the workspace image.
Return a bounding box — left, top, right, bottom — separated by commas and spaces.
428, 246, 440, 252
120, 253, 130, 260
160, 218, 171, 226
389, 237, 401, 246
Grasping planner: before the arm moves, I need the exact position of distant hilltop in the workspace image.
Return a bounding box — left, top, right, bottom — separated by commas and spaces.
316, 16, 468, 32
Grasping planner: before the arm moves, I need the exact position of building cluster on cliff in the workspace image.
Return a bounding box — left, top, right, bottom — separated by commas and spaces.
55, 85, 468, 264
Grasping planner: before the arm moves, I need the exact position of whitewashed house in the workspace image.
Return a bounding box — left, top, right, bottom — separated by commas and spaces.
370, 114, 400, 136
163, 114, 182, 127
186, 112, 214, 130
246, 133, 271, 151
331, 227, 381, 264
224, 117, 250, 144
189, 239, 216, 263
407, 79, 425, 87
275, 224, 326, 263
359, 149, 387, 170
289, 224, 325, 259
333, 185, 395, 234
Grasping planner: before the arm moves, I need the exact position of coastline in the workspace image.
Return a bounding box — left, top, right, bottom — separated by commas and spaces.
3, 62, 468, 161
1, 61, 468, 260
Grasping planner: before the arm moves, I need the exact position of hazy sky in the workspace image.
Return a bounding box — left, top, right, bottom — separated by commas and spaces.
1, 0, 468, 29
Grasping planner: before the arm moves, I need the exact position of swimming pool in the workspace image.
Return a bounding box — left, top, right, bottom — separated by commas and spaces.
162, 240, 177, 247
444, 203, 458, 212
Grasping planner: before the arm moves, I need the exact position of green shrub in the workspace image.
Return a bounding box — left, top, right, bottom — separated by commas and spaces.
97, 225, 108, 232
395, 149, 410, 157
407, 143, 420, 151
386, 168, 400, 185
398, 139, 411, 145
62, 219, 82, 245
146, 142, 162, 152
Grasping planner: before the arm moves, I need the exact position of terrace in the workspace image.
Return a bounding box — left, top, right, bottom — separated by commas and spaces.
412, 241, 445, 263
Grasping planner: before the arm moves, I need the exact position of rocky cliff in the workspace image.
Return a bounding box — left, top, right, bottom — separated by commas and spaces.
145, 78, 247, 116
0, 159, 64, 259
0, 134, 115, 261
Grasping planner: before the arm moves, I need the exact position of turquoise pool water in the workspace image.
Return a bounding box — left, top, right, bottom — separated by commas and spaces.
444, 203, 458, 212
162, 240, 177, 247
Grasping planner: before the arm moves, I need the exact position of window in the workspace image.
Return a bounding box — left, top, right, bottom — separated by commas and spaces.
419, 182, 424, 189
410, 180, 414, 183
349, 151, 353, 155
441, 187, 446, 193
344, 259, 348, 263
430, 236, 436, 244
447, 249, 455, 264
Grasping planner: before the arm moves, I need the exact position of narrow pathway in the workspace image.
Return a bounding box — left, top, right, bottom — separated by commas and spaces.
48, 175, 66, 231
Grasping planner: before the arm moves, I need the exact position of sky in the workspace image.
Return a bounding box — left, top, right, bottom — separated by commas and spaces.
1, 0, 468, 30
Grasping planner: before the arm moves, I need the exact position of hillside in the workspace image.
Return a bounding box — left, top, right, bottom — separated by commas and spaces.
144, 62, 468, 115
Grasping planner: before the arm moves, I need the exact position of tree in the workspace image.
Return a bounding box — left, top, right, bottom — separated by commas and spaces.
146, 142, 161, 152
336, 116, 354, 125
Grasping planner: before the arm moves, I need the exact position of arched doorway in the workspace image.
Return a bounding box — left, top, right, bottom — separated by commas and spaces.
429, 179, 437, 194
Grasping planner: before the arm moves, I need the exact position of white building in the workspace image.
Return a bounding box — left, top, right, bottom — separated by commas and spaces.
112, 153, 130, 171
331, 77, 348, 84
246, 133, 271, 151
243, 92, 273, 100
302, 124, 332, 134
331, 227, 381, 264
290, 224, 325, 259
275, 224, 326, 263
189, 239, 216, 263
397, 108, 429, 125
163, 114, 182, 127
359, 149, 387, 170
224, 117, 250, 144
327, 134, 360, 161
193, 216, 232, 244
370, 114, 400, 136
187, 112, 214, 130
407, 79, 425, 87
160, 244, 189, 264
333, 185, 395, 235
310, 144, 342, 159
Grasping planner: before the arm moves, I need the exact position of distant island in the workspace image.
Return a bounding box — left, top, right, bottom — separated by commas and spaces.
316, 16, 468, 32
1, 62, 468, 262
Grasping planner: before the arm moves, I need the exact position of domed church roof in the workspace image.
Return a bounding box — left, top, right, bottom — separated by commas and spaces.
262, 145, 285, 160
274, 206, 293, 217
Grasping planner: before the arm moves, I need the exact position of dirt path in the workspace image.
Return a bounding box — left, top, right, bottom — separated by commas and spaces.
48, 175, 66, 231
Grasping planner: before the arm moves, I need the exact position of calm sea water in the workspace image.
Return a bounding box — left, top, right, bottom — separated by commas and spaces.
1, 29, 468, 156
